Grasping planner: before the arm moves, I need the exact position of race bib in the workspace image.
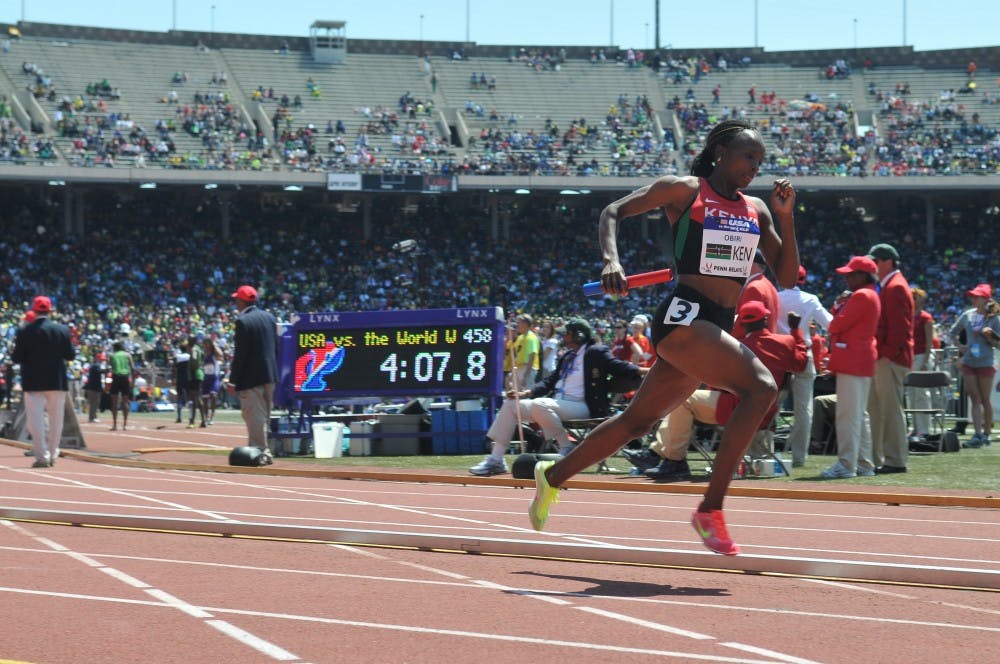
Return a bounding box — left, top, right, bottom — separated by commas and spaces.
663, 296, 700, 326
699, 216, 759, 279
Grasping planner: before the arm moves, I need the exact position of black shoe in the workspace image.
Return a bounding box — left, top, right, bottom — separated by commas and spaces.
875, 465, 907, 474
645, 458, 692, 481
621, 448, 661, 471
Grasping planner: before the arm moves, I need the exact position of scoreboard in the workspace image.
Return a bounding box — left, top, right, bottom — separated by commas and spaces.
277, 307, 505, 400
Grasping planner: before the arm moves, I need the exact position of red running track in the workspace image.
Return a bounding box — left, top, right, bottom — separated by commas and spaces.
1, 419, 999, 663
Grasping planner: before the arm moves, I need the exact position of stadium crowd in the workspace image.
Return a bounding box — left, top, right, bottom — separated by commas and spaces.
2, 189, 999, 406
5, 34, 998, 177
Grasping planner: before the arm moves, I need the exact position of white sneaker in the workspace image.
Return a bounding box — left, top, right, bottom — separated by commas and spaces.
820, 461, 856, 479
469, 457, 508, 476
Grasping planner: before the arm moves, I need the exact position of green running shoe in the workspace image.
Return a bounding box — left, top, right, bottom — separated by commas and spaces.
528, 460, 559, 531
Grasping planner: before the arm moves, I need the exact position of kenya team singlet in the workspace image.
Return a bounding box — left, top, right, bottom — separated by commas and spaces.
671, 178, 762, 284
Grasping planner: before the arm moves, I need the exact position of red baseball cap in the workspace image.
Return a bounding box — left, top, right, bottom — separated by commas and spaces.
835, 256, 877, 275
797, 265, 807, 284
231, 285, 258, 301
737, 300, 771, 324
23, 310, 37, 322
967, 283, 992, 299
32, 295, 52, 313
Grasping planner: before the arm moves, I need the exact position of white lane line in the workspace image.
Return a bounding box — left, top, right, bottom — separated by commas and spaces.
938, 602, 1000, 617
0, 585, 165, 607
1, 519, 301, 661
2, 467, 231, 521
0, 579, 774, 663
803, 579, 1000, 619
144, 588, 213, 618
100, 566, 152, 589
575, 606, 714, 640
721, 642, 822, 664
206, 620, 299, 661
103, 433, 229, 448
202, 606, 778, 663
802, 578, 916, 598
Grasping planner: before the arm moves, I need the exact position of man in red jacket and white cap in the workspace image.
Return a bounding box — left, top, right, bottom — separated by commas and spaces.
821, 256, 881, 479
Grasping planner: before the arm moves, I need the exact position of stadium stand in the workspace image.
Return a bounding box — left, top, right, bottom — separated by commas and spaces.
0, 24, 997, 177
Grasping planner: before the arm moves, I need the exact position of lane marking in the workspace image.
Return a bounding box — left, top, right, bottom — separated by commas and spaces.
100, 566, 152, 589
575, 606, 714, 640
1, 519, 301, 661
721, 642, 821, 664
803, 578, 916, 598
202, 606, 778, 663
1, 468, 231, 521
0, 585, 166, 607
206, 620, 299, 661
938, 602, 1000, 617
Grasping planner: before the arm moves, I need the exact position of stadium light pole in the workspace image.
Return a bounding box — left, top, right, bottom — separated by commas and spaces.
902, 0, 907, 45
465, 0, 470, 43
853, 18, 857, 49
609, 0, 614, 46
172, 0, 177, 31
754, 0, 759, 48
654, 0, 660, 50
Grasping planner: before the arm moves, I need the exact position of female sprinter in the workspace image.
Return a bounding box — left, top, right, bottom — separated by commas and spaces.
529, 119, 799, 555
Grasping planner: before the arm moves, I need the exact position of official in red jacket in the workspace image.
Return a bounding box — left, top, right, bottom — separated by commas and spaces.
642, 300, 807, 480
821, 256, 881, 479
867, 243, 914, 474
731, 251, 780, 340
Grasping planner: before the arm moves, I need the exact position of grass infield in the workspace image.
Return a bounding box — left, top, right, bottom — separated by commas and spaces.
138, 409, 999, 493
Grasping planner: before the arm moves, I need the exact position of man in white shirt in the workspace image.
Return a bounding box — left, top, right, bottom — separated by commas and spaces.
470, 319, 646, 476
776, 265, 834, 467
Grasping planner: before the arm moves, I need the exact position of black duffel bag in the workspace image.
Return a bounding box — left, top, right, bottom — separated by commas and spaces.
229, 446, 270, 466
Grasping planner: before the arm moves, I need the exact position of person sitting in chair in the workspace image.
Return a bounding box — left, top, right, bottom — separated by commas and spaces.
470, 318, 647, 476
626, 301, 808, 479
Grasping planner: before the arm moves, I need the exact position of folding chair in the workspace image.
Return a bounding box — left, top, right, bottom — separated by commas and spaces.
903, 370, 951, 452
562, 417, 626, 473
687, 411, 791, 477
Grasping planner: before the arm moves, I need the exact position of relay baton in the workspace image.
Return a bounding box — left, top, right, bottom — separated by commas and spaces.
582, 268, 674, 297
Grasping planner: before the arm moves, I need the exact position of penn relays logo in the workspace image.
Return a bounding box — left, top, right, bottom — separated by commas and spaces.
295, 342, 345, 391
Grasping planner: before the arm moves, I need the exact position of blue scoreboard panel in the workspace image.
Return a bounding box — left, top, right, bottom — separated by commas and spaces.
278, 307, 505, 399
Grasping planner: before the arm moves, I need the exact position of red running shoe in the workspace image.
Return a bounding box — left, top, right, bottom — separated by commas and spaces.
691, 510, 740, 555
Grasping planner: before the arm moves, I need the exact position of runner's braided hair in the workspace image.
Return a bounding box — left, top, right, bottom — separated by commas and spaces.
689, 119, 759, 177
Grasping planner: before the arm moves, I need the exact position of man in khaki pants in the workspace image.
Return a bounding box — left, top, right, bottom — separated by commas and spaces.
225, 285, 278, 464
866, 244, 914, 474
